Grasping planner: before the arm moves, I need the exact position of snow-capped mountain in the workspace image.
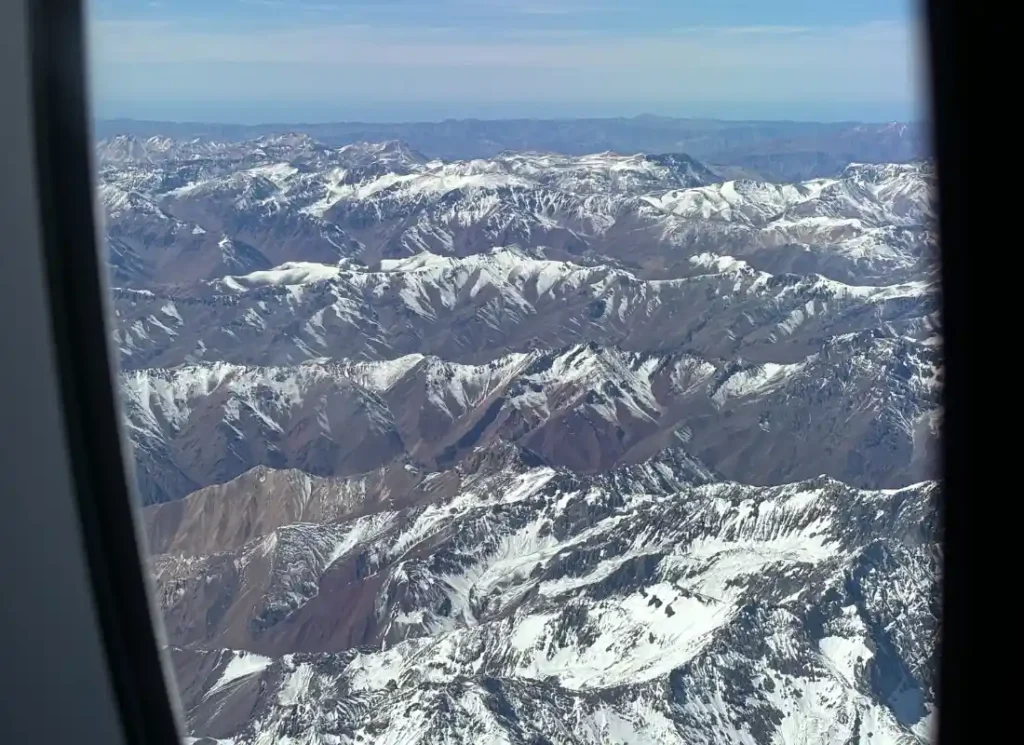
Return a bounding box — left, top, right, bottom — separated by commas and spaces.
151, 448, 938, 745
110, 247, 937, 371
95, 117, 928, 182
96, 135, 934, 287
122, 337, 938, 504
96, 132, 940, 743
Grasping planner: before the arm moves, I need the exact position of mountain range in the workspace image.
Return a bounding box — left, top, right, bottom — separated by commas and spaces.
95, 128, 940, 744
95, 116, 927, 183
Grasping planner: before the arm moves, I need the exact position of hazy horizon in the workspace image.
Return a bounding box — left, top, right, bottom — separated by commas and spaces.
94, 105, 925, 128
87, 1, 927, 127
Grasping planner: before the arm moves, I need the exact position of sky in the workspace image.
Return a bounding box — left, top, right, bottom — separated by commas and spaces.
86, 0, 929, 124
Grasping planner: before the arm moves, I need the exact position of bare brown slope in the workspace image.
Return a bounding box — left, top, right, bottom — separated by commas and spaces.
128, 332, 938, 508
144, 463, 422, 556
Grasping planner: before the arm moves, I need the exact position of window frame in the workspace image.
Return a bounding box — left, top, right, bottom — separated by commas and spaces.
0, 0, 963, 742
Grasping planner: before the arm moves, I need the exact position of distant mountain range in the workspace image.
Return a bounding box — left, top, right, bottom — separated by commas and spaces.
94, 116, 928, 183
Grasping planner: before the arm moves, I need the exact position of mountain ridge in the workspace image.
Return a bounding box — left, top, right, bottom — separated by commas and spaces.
122, 334, 939, 504
94, 116, 927, 182
154, 456, 939, 744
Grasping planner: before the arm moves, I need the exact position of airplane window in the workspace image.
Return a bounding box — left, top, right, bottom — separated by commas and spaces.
83, 1, 942, 743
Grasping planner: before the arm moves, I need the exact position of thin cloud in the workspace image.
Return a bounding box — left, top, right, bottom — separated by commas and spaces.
88, 18, 924, 113
719, 25, 813, 35
669, 25, 821, 37
90, 19, 917, 68
464, 0, 621, 13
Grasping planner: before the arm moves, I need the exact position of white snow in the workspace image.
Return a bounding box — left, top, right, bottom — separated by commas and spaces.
246, 162, 299, 186
220, 262, 342, 290
819, 634, 872, 687
160, 302, 182, 323
277, 662, 313, 706
712, 362, 803, 405
207, 651, 273, 695
342, 354, 426, 392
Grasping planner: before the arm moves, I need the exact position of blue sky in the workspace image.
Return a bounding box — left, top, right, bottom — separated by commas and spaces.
87, 0, 928, 123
